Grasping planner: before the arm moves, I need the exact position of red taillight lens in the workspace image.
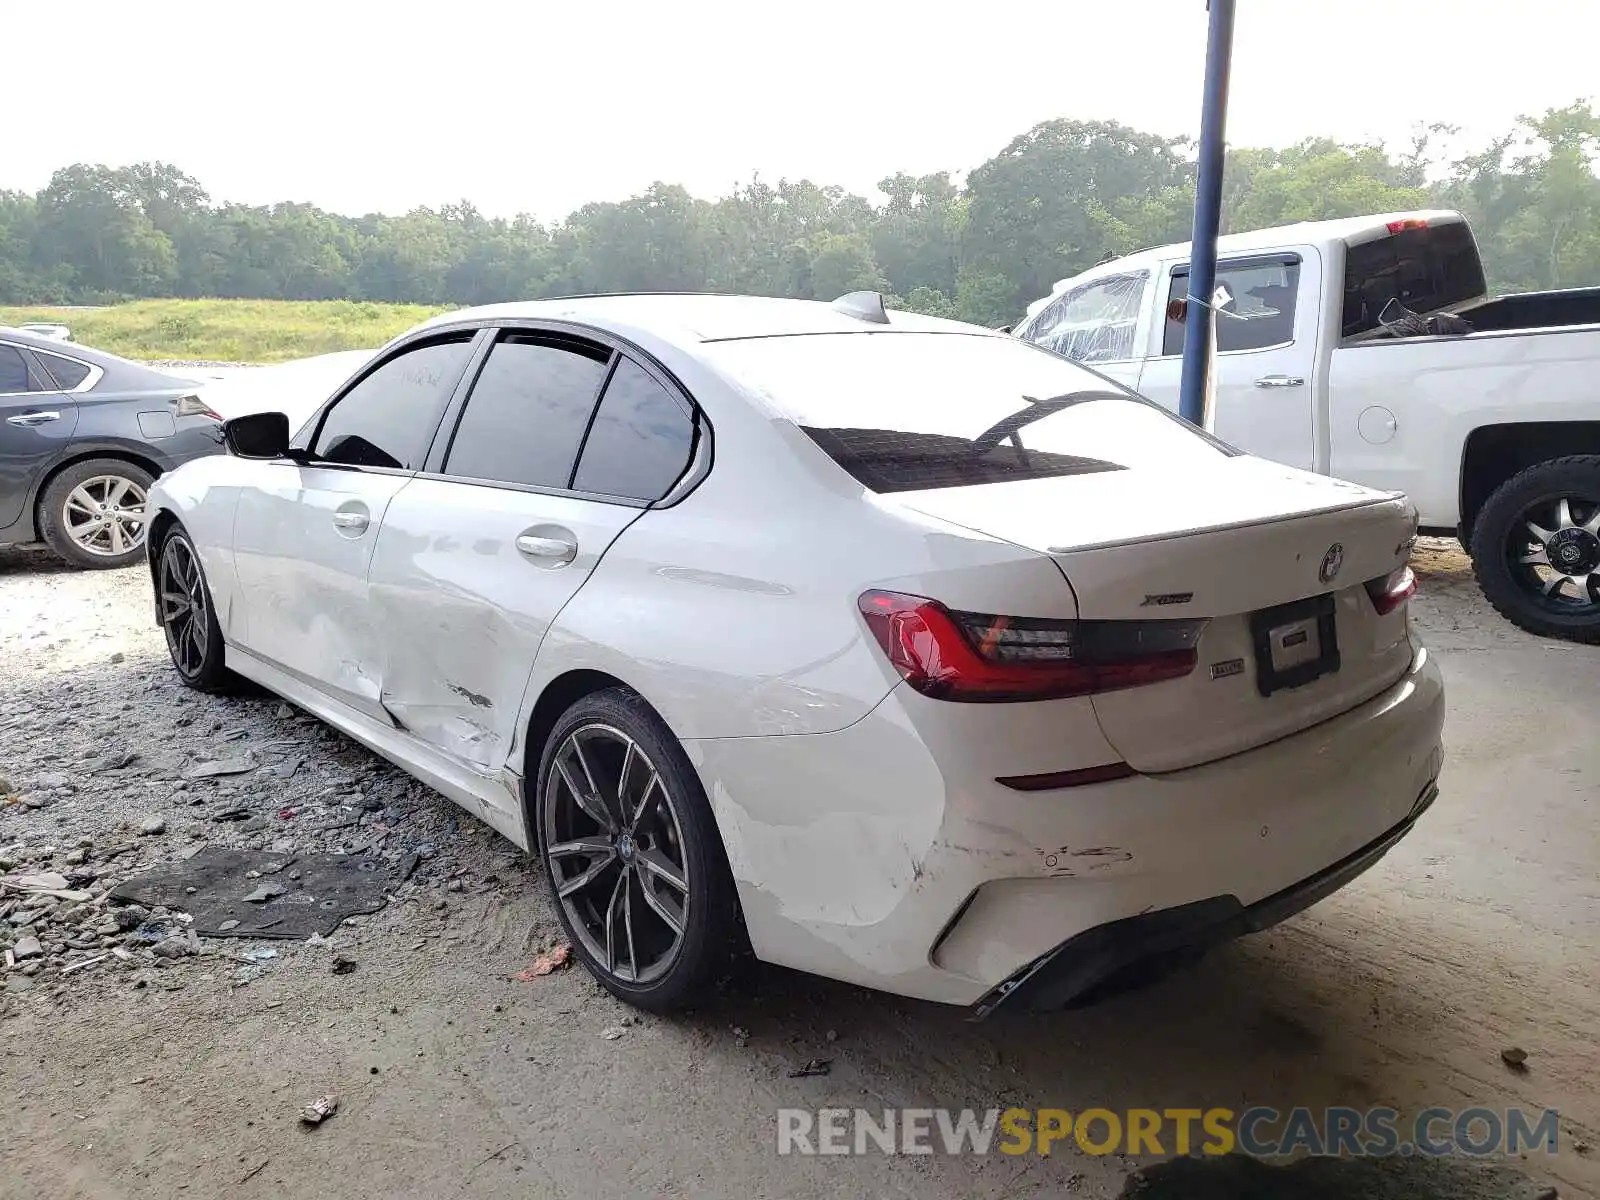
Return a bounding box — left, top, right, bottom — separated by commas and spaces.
1364, 565, 1416, 616
1385, 218, 1429, 234
175, 394, 224, 422
857, 590, 1206, 702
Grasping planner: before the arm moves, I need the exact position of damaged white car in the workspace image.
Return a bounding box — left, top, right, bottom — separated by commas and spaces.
145, 293, 1444, 1015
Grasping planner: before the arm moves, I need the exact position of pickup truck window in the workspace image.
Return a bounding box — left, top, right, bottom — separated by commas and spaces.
1341, 219, 1486, 339
1162, 256, 1301, 355
1017, 272, 1147, 364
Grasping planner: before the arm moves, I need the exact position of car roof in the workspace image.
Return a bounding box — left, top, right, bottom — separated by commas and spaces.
0, 325, 193, 390
413, 293, 992, 349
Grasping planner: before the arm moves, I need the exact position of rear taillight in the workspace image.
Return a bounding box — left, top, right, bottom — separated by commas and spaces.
1364, 565, 1416, 616
175, 394, 223, 422
858, 590, 1207, 702
1385, 218, 1429, 234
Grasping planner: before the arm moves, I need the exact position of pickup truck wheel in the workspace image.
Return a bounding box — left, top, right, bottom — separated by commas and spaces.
1470, 455, 1600, 644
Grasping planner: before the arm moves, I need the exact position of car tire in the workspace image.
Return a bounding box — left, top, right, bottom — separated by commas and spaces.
535, 687, 745, 1012
38, 458, 156, 570
155, 523, 234, 692
1470, 454, 1600, 644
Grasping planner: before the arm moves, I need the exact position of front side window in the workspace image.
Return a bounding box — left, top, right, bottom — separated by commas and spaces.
311, 336, 474, 470
571, 358, 696, 501
1018, 272, 1147, 364
705, 332, 1229, 494
1163, 257, 1301, 355
0, 345, 36, 393
443, 335, 610, 490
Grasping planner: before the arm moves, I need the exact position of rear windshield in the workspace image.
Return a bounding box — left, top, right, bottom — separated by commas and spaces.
1341, 219, 1487, 338
704, 333, 1230, 493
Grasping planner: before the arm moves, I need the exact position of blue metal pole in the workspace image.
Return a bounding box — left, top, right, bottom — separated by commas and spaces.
1178, 0, 1236, 427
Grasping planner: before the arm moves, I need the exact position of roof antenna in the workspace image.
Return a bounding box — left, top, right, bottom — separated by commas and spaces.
831, 291, 890, 324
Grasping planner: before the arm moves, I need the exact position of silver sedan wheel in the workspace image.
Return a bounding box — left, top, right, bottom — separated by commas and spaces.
158, 535, 210, 679
543, 723, 690, 986
62, 474, 149, 558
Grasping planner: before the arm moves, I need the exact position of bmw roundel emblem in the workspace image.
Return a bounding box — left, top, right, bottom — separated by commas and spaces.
1319, 543, 1344, 584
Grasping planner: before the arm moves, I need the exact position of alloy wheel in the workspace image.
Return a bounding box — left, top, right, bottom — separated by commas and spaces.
63, 474, 149, 558
1506, 493, 1600, 615
543, 723, 690, 985
159, 535, 210, 678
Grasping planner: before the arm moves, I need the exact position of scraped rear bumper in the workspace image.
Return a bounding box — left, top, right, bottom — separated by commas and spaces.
968, 779, 1439, 1019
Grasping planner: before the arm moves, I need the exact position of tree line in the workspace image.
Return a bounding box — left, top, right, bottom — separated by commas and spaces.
2, 102, 1596, 326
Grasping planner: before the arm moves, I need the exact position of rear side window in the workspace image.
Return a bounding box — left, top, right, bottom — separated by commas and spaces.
1163, 257, 1300, 354
571, 358, 695, 501
36, 352, 91, 390
705, 332, 1228, 494
1018, 272, 1146, 363
313, 336, 474, 470
1342, 219, 1486, 338
0, 345, 31, 393
443, 335, 609, 490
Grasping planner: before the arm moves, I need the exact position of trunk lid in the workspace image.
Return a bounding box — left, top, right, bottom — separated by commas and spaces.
895, 457, 1418, 772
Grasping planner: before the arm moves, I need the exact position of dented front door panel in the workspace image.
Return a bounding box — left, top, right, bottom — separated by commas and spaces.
231, 464, 411, 721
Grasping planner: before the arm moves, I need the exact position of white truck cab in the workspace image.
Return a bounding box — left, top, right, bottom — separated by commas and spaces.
1016, 211, 1600, 644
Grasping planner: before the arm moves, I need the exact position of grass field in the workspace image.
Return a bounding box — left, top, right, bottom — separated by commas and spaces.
0, 299, 453, 363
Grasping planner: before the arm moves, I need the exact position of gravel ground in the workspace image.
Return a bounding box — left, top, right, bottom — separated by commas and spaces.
0, 540, 1596, 1199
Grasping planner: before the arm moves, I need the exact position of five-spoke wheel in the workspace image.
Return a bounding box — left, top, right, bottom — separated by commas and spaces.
38, 458, 156, 569
543, 722, 692, 985
537, 688, 742, 1009
156, 525, 231, 690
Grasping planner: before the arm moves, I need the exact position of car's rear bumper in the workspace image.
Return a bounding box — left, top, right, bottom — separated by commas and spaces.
687, 640, 1444, 1006
967, 778, 1438, 1018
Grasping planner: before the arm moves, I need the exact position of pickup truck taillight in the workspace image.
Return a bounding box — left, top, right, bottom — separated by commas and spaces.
1364, 566, 1416, 616
858, 590, 1207, 702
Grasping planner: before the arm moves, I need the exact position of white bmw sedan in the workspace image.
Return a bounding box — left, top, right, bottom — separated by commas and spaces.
146, 293, 1444, 1016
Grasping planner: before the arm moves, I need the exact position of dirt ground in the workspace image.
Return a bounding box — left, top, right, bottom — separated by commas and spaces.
0, 539, 1595, 1200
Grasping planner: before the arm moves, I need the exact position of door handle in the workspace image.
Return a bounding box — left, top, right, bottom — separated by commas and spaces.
331, 511, 370, 534
1254, 374, 1305, 389
516, 533, 578, 564
6, 411, 62, 427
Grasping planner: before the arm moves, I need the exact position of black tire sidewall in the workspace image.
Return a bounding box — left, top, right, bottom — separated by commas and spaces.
1470, 456, 1600, 644
535, 687, 740, 1012
38, 458, 155, 570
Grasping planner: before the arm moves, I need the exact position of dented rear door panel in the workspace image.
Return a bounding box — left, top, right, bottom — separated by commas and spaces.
365, 476, 640, 778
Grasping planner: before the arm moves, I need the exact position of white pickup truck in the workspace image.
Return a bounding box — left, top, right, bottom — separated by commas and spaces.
1014, 210, 1600, 643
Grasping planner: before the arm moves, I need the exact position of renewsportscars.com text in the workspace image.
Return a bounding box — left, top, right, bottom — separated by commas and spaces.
776, 1106, 1561, 1158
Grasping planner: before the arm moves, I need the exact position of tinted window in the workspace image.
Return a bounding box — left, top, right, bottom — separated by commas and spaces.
1163, 257, 1301, 355
1342, 219, 1486, 338
443, 336, 608, 489
1018, 273, 1146, 363
0, 345, 33, 393
36, 352, 90, 390
312, 337, 473, 470
572, 358, 695, 500
704, 333, 1227, 494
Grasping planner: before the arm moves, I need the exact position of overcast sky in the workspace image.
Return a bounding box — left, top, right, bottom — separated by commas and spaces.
8, 0, 1595, 220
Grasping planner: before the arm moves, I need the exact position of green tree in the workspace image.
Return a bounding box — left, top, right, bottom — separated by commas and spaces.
962, 119, 1192, 313
805, 232, 886, 299
33, 164, 176, 298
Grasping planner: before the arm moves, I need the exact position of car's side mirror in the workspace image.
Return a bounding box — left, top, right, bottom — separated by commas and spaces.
223, 412, 291, 459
